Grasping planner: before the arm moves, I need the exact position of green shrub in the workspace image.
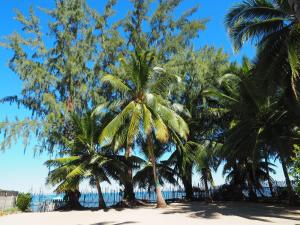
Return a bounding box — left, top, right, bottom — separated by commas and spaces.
16, 193, 32, 212
212, 184, 244, 201
291, 145, 300, 195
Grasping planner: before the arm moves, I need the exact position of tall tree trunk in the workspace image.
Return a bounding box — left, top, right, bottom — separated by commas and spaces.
182, 163, 193, 200
263, 146, 274, 197
289, 0, 300, 22
124, 146, 135, 201
64, 190, 82, 209
95, 177, 106, 209
147, 135, 167, 208
67, 96, 73, 112
202, 168, 209, 199
232, 164, 244, 200
280, 154, 295, 205
246, 172, 257, 201
152, 158, 167, 208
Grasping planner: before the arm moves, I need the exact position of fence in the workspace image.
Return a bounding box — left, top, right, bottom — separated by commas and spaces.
30, 188, 186, 212
0, 190, 18, 211
29, 181, 295, 212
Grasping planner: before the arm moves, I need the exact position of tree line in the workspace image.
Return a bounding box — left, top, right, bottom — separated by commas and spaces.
0, 0, 299, 209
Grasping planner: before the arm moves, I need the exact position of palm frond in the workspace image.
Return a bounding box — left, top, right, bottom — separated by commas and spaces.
153, 116, 169, 143
127, 103, 142, 145
99, 101, 135, 146
45, 156, 80, 167
143, 104, 153, 136
230, 17, 287, 51
101, 74, 131, 94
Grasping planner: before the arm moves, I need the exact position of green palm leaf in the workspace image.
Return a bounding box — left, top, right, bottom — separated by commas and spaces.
99, 101, 135, 146
101, 74, 131, 94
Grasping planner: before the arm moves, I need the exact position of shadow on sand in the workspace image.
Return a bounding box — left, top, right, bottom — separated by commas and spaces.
162, 202, 300, 223
90, 222, 137, 225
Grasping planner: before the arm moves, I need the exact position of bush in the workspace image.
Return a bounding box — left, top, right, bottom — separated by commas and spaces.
291, 145, 300, 195
16, 193, 32, 212
212, 184, 245, 201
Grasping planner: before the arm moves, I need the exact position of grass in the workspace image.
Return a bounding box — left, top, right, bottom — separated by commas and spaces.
0, 208, 20, 217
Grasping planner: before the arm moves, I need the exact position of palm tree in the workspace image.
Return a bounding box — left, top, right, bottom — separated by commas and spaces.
216, 59, 298, 203
165, 47, 229, 200
46, 113, 122, 209
133, 141, 179, 198
288, 0, 300, 21
195, 141, 220, 200
99, 50, 189, 208
262, 144, 276, 197
223, 157, 276, 200
265, 122, 299, 203
45, 158, 82, 209
167, 139, 196, 200
225, 0, 300, 101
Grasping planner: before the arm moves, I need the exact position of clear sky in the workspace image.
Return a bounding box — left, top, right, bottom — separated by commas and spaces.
0, 0, 284, 193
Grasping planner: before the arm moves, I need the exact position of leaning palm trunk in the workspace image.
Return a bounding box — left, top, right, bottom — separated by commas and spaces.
152, 158, 167, 208
147, 135, 167, 208
124, 147, 135, 201
280, 154, 295, 205
95, 177, 106, 209
263, 147, 274, 197
266, 169, 274, 197
289, 0, 300, 22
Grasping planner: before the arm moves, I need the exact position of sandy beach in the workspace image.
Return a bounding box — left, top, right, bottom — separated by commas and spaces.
0, 202, 299, 225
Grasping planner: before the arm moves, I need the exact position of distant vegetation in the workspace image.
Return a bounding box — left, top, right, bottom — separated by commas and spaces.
16, 193, 32, 212
291, 145, 300, 194
0, 0, 299, 209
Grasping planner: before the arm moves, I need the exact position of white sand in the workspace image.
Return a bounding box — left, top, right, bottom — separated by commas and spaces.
0, 202, 299, 225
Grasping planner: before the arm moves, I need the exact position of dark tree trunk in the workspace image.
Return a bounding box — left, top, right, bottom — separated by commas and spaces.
232, 165, 244, 200
182, 163, 193, 200
148, 186, 151, 200
147, 135, 167, 208
263, 147, 274, 197
246, 173, 257, 201
124, 147, 135, 201
202, 169, 209, 198
64, 190, 82, 209
202, 168, 212, 202
95, 177, 106, 209
123, 167, 135, 201
280, 154, 295, 205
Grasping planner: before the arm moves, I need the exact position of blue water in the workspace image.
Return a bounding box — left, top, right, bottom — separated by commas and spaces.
30, 185, 283, 212
30, 191, 185, 212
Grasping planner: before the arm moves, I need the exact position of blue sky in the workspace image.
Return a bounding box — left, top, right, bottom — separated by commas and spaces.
0, 0, 284, 193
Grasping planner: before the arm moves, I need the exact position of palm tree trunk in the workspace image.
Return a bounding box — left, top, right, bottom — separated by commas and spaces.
263, 146, 274, 197
147, 135, 167, 208
124, 146, 135, 201
64, 190, 82, 209
202, 168, 209, 199
232, 164, 244, 199
95, 177, 106, 209
182, 163, 193, 200
280, 154, 295, 205
288, 0, 300, 22
152, 158, 167, 208
246, 172, 257, 201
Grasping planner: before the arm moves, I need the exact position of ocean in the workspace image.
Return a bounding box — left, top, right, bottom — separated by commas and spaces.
30, 190, 186, 212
